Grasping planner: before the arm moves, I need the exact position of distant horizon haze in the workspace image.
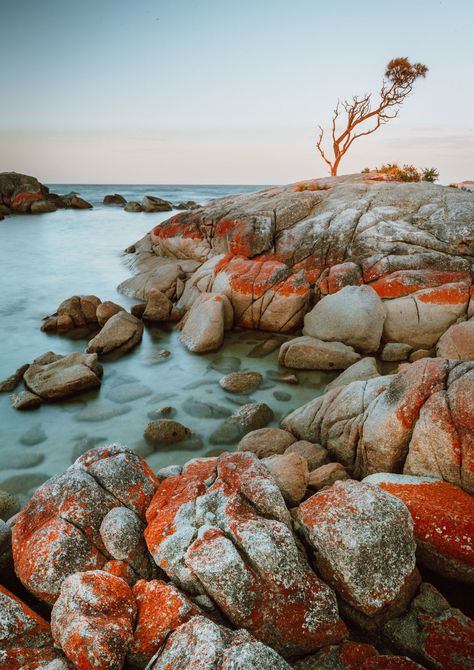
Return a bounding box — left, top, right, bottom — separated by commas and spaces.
1, 0, 473, 185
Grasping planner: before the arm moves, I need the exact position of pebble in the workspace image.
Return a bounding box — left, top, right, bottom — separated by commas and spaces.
0, 363, 29, 392
11, 391, 41, 410
273, 390, 292, 401
219, 371, 263, 393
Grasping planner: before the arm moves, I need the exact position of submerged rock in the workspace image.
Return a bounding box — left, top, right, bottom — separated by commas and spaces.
210, 402, 274, 444
219, 370, 263, 393
124, 200, 143, 212
144, 419, 191, 447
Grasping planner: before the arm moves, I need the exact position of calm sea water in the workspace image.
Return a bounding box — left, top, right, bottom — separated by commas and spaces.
0, 184, 332, 508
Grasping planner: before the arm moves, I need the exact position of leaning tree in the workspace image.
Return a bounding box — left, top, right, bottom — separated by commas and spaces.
316, 57, 428, 176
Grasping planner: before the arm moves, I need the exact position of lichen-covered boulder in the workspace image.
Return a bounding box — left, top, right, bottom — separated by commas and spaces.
364, 474, 474, 584
282, 358, 474, 493
303, 285, 386, 354
12, 444, 159, 604
296, 480, 416, 615
0, 584, 69, 669
87, 311, 143, 358
22, 351, 103, 402
293, 641, 425, 669
279, 336, 361, 370
147, 615, 293, 669
383, 583, 474, 670
51, 570, 136, 670
145, 452, 347, 656
129, 579, 201, 667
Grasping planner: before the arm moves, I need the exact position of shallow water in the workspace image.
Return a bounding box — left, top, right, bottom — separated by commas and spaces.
0, 184, 334, 507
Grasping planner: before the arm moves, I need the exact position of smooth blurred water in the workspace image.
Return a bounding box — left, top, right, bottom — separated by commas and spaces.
0, 184, 333, 506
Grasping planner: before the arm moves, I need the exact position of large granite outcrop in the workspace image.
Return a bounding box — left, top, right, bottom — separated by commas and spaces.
119, 175, 474, 345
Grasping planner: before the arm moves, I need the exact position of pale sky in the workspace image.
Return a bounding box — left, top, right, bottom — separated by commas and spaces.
0, 0, 473, 184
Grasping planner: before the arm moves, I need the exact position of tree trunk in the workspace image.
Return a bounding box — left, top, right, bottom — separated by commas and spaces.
330, 165, 338, 176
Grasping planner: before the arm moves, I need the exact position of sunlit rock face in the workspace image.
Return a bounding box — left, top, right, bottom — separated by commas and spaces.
120, 174, 474, 336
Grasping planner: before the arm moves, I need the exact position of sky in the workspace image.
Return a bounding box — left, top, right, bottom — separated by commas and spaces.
0, 0, 473, 184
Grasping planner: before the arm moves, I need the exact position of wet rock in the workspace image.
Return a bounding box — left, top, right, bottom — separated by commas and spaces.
383, 583, 474, 669
131, 302, 146, 317
307, 462, 349, 491
129, 579, 201, 667
142, 195, 173, 212
248, 336, 282, 358
365, 473, 474, 584
23, 351, 103, 401
19, 424, 47, 446
219, 370, 263, 393
124, 201, 143, 212
148, 615, 293, 669
263, 452, 309, 505
0, 449, 44, 470
41, 295, 101, 333
103, 193, 126, 205
96, 300, 125, 326
106, 382, 152, 404
0, 488, 19, 520
296, 480, 416, 615
0, 363, 29, 392
30, 199, 57, 213
237, 427, 296, 458
303, 286, 386, 354
10, 389, 42, 410
325, 357, 380, 391
144, 419, 191, 447
381, 343, 413, 362
0, 583, 65, 668
285, 441, 330, 470
181, 293, 233, 353
436, 319, 474, 360
182, 397, 232, 419
51, 570, 136, 670
145, 452, 347, 656
70, 194, 93, 209
75, 401, 131, 422
12, 444, 159, 604
87, 311, 143, 358
279, 336, 361, 370
210, 403, 274, 445
143, 288, 175, 321
208, 355, 241, 374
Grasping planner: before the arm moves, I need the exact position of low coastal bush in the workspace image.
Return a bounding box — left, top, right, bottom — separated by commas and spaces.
362, 163, 439, 183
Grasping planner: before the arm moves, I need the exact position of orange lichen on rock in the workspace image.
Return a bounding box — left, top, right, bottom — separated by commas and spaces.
145, 451, 347, 657
378, 479, 474, 581
151, 213, 204, 241
326, 262, 363, 294
129, 579, 202, 666
51, 570, 136, 670
369, 270, 471, 299
416, 282, 470, 305
11, 191, 42, 206
0, 584, 60, 670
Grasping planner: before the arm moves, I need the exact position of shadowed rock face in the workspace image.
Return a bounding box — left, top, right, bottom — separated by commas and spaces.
119, 175, 474, 336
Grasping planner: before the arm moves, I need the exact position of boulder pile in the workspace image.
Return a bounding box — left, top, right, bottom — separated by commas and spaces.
0, 172, 93, 214
2, 440, 473, 669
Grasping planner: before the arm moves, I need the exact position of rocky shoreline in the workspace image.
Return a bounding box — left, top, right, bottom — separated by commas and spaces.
1, 173, 473, 669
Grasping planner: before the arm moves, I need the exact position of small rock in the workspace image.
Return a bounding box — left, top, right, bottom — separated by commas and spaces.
182, 398, 232, 419
19, 424, 47, 446
381, 343, 413, 362
144, 419, 191, 447
23, 351, 102, 401
0, 363, 29, 392
143, 289, 174, 321
273, 390, 292, 401
87, 311, 143, 358
279, 336, 361, 370
248, 336, 282, 358
219, 371, 263, 393
0, 489, 19, 520
208, 356, 241, 374
409, 348, 433, 362
131, 303, 146, 318
285, 441, 329, 471
124, 201, 143, 212
147, 406, 175, 420
263, 452, 309, 505
142, 195, 172, 212
11, 390, 42, 410
210, 403, 274, 445
96, 301, 125, 326
70, 195, 93, 209
103, 193, 126, 205
237, 427, 296, 458
308, 462, 349, 491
